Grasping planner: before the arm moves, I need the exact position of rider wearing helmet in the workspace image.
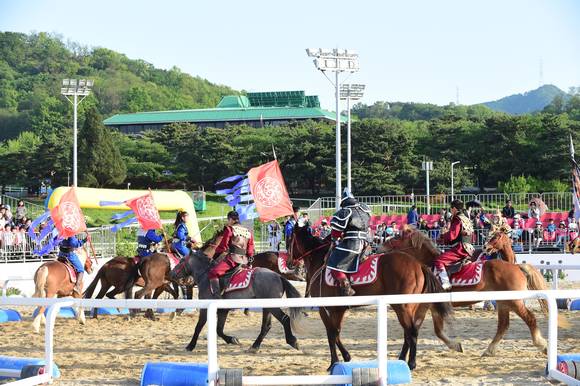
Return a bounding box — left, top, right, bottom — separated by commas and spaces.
58, 233, 87, 294
435, 199, 475, 289
327, 188, 372, 296
208, 210, 255, 298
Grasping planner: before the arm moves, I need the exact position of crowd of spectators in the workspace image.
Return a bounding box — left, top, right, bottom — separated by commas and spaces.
0, 200, 32, 253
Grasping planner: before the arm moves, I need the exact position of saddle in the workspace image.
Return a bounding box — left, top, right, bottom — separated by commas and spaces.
57, 257, 77, 284
218, 265, 255, 294
440, 257, 484, 287
324, 254, 381, 287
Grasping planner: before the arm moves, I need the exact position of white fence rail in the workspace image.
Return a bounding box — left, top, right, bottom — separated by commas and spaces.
1, 290, 579, 385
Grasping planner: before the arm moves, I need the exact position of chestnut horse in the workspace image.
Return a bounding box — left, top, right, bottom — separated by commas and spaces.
32, 247, 93, 333
290, 225, 453, 371
385, 227, 557, 357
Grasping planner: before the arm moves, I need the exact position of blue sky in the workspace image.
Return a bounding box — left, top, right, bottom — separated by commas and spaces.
1, 0, 579, 109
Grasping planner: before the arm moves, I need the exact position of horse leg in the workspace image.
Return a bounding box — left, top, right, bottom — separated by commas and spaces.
432, 308, 463, 353
393, 304, 419, 370
144, 286, 165, 321
270, 308, 300, 350
482, 302, 510, 357
187, 308, 207, 351
248, 309, 272, 353
217, 309, 240, 345
73, 291, 86, 326
511, 299, 547, 354
319, 307, 348, 371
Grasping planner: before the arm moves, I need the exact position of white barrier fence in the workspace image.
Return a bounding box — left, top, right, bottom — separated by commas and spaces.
1, 290, 580, 386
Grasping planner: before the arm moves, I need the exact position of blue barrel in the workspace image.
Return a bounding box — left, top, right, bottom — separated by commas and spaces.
156, 308, 177, 313
0, 356, 60, 380
93, 308, 129, 316
331, 360, 412, 385
569, 300, 580, 311
141, 362, 208, 386
32, 307, 76, 318
0, 309, 22, 322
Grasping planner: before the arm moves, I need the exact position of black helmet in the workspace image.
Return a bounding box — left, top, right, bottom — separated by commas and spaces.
450, 199, 464, 210
227, 210, 240, 221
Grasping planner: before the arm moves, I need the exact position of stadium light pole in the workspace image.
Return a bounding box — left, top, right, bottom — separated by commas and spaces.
451, 161, 461, 201
306, 48, 359, 209
61, 79, 94, 187
422, 160, 433, 213
340, 84, 365, 193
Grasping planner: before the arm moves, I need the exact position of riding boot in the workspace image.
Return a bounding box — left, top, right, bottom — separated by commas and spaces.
74, 272, 84, 295
436, 269, 452, 290
209, 278, 221, 299
338, 279, 355, 296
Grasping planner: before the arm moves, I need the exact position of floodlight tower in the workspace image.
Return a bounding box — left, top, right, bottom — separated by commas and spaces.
306, 48, 359, 209
61, 79, 93, 187
340, 84, 365, 193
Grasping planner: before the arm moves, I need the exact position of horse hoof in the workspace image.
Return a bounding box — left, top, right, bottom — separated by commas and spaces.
290, 342, 300, 351
229, 337, 240, 345
169, 312, 176, 321
247, 347, 259, 354
408, 362, 416, 371
327, 362, 340, 373
185, 345, 195, 352
542, 346, 547, 355
453, 342, 464, 353
482, 350, 494, 357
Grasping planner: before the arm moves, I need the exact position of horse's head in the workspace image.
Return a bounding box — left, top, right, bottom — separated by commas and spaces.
485, 231, 510, 254
289, 222, 330, 277
170, 249, 210, 285
198, 228, 225, 259
382, 225, 440, 265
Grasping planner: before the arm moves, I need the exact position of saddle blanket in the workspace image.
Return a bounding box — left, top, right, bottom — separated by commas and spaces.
449, 262, 484, 287
225, 268, 255, 293
166, 253, 180, 270
325, 254, 380, 287
63, 263, 77, 284
277, 252, 291, 273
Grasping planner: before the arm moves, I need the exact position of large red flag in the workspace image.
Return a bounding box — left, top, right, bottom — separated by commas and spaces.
50, 187, 87, 238
126, 192, 163, 230
248, 160, 294, 222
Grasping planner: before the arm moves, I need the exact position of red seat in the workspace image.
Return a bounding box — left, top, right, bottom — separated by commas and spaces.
543, 230, 556, 242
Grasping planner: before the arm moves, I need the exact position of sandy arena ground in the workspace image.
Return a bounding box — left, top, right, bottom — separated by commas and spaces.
1, 283, 579, 385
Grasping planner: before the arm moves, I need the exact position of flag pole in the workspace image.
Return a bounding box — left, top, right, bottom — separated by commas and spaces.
86, 232, 99, 266
149, 188, 174, 253
272, 144, 277, 160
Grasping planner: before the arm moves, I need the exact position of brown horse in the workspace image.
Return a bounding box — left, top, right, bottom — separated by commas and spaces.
32, 247, 93, 333
290, 225, 453, 371
252, 251, 305, 281
386, 227, 558, 357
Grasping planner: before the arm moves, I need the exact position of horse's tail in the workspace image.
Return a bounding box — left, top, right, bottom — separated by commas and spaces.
421, 264, 453, 321
84, 263, 105, 299
519, 263, 549, 314
33, 266, 49, 298
280, 276, 305, 334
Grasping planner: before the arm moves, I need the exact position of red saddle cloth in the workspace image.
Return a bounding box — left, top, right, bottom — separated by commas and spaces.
325, 254, 381, 287
166, 252, 180, 269
277, 252, 291, 273
449, 262, 484, 287
63, 263, 77, 284
225, 268, 256, 293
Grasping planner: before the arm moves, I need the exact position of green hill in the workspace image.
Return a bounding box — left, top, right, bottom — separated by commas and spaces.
0, 31, 237, 140
481, 84, 569, 115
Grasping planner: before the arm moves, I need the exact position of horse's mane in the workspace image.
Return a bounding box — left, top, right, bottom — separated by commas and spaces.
201, 228, 225, 250
408, 228, 441, 256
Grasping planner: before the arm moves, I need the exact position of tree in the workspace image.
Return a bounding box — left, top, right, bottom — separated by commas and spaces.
78, 107, 126, 187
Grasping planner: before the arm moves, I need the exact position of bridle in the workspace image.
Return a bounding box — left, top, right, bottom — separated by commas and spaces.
289, 233, 331, 263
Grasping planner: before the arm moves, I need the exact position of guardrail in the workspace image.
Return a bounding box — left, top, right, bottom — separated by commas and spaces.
1, 289, 579, 386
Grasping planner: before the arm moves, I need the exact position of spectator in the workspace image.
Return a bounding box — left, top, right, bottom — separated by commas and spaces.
374, 224, 385, 244
1, 224, 14, 249
390, 221, 399, 236
15, 200, 27, 224
532, 221, 544, 248
569, 207, 575, 222
418, 218, 429, 231
490, 209, 510, 234
283, 207, 300, 241
0, 208, 5, 229
23, 218, 32, 231
299, 213, 311, 228
554, 221, 568, 249
502, 200, 515, 219
528, 201, 540, 221
317, 219, 332, 240
430, 221, 440, 240
546, 219, 556, 233
407, 205, 419, 228
267, 220, 281, 251
510, 219, 523, 244
4, 206, 13, 226
568, 219, 578, 244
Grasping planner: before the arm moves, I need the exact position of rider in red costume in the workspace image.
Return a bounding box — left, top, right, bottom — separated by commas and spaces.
435, 199, 474, 289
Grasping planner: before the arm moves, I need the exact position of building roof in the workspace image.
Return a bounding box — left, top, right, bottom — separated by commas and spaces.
104, 106, 346, 126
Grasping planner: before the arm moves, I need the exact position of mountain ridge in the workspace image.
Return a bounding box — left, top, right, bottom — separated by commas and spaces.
481, 84, 569, 115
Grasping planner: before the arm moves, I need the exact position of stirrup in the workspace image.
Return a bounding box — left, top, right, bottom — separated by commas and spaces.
338, 280, 356, 296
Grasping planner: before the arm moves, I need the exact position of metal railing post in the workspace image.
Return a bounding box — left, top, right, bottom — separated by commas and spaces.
377, 298, 388, 386
546, 293, 558, 377
46, 301, 73, 382
207, 302, 219, 386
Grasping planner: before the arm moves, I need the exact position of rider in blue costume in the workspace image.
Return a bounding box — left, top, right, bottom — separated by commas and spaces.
136, 229, 163, 257
171, 211, 191, 258
58, 234, 87, 294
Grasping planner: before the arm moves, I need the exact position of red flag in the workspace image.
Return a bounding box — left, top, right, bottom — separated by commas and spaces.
248, 160, 293, 222
126, 192, 163, 230
50, 187, 87, 238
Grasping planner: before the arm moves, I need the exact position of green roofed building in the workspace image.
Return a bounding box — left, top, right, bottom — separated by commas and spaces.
104, 91, 346, 134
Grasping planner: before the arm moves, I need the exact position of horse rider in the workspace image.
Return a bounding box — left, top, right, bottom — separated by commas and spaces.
327, 188, 371, 296
208, 210, 255, 298
136, 228, 163, 258
435, 199, 475, 289
58, 233, 87, 294
171, 211, 191, 258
